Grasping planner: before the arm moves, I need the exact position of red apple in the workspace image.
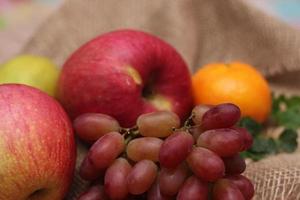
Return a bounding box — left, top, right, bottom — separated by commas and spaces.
0, 84, 76, 200
58, 29, 193, 127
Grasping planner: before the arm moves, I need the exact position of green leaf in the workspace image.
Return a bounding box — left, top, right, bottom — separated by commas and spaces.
239, 94, 299, 162
250, 137, 278, 154
239, 117, 262, 136
278, 129, 298, 153
271, 94, 285, 117
272, 95, 300, 129
285, 96, 300, 108
275, 107, 300, 129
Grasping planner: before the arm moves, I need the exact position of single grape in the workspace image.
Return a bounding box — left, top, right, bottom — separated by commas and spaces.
147, 180, 173, 200
223, 154, 246, 175
197, 128, 244, 157
213, 179, 245, 200
137, 111, 180, 138
226, 175, 255, 200
77, 185, 108, 200
127, 160, 158, 195
104, 158, 132, 200
88, 132, 125, 170
177, 176, 209, 200
74, 113, 120, 143
192, 104, 211, 125
79, 157, 104, 180
127, 137, 163, 162
159, 163, 189, 196
201, 103, 241, 130
232, 127, 253, 151
187, 147, 225, 182
159, 131, 194, 169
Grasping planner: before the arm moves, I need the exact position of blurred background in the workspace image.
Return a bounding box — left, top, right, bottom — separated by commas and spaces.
0, 0, 300, 63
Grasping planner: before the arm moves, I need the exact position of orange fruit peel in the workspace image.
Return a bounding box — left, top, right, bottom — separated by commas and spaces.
192, 62, 271, 123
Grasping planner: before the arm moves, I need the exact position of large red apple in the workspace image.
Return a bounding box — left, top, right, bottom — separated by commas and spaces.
0, 84, 76, 200
58, 29, 193, 127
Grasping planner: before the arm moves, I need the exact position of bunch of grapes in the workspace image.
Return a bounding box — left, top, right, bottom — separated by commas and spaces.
74, 103, 255, 200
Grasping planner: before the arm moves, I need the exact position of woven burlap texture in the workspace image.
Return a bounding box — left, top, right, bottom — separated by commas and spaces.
21, 0, 300, 199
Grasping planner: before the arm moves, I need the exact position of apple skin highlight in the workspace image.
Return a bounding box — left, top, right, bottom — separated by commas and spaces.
0, 84, 76, 200
58, 29, 193, 127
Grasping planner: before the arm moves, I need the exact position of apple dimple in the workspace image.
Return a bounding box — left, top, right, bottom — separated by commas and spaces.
125, 66, 172, 110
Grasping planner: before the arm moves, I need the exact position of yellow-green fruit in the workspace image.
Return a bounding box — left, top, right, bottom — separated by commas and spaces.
0, 55, 59, 97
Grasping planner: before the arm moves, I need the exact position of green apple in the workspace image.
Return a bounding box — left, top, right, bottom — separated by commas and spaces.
0, 55, 59, 97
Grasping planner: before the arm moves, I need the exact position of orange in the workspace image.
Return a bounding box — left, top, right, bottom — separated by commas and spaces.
192, 62, 271, 123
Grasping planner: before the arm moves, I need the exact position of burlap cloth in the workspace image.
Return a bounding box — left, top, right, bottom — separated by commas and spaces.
21, 0, 300, 199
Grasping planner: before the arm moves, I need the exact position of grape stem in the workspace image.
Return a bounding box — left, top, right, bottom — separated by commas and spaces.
124, 135, 133, 145
174, 113, 200, 133
184, 113, 195, 128
120, 126, 140, 144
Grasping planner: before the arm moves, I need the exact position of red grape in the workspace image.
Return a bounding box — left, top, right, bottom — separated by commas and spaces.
197, 128, 244, 157
213, 179, 245, 200
159, 164, 189, 196
127, 160, 158, 195
147, 180, 173, 200
223, 154, 246, 175
127, 137, 163, 162
177, 176, 209, 200
201, 103, 241, 130
77, 185, 108, 200
79, 157, 103, 180
104, 158, 132, 200
77, 103, 254, 200
74, 113, 120, 143
88, 132, 125, 170
187, 147, 225, 182
192, 104, 211, 125
159, 131, 194, 169
137, 111, 180, 138
233, 127, 253, 151
226, 175, 254, 200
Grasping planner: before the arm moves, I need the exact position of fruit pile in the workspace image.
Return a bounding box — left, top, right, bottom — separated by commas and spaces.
75, 103, 255, 200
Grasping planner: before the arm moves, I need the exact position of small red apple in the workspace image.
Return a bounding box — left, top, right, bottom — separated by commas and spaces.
58, 29, 193, 127
0, 84, 76, 200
